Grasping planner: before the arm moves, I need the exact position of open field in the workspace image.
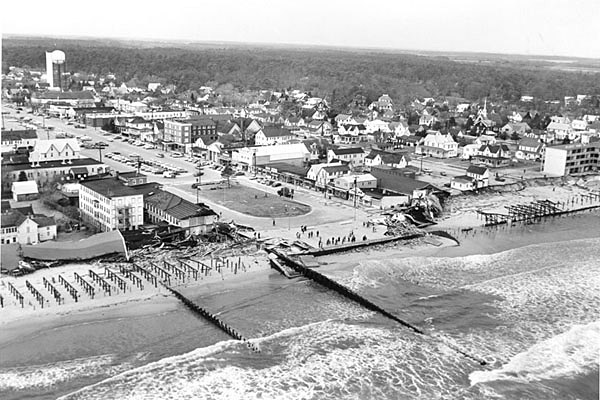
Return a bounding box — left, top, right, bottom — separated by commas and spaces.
190, 182, 311, 218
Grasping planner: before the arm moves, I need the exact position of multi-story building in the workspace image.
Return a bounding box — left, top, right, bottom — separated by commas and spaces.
543, 142, 599, 176
2, 158, 109, 193
254, 127, 295, 146
162, 117, 217, 154
327, 147, 366, 167
79, 178, 144, 231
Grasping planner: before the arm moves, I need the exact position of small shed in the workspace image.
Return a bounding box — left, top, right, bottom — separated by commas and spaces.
11, 181, 39, 202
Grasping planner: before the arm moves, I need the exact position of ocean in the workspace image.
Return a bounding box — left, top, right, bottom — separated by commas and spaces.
1, 212, 599, 400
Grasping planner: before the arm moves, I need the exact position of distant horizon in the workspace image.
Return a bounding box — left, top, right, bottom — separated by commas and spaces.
4, 33, 600, 62
2, 0, 599, 59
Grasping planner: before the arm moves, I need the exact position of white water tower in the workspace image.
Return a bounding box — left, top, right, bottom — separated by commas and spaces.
45, 50, 67, 90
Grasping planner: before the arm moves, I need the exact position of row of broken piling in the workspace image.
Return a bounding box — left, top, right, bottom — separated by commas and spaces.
268, 248, 487, 366
165, 286, 260, 353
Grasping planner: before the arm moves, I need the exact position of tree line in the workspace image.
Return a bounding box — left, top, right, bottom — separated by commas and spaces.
3, 38, 600, 113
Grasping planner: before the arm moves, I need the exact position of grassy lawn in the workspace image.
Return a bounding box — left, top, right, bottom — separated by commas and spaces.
194, 182, 311, 218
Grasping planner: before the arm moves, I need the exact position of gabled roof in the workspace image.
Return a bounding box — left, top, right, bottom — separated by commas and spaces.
32, 215, 56, 227
145, 189, 217, 220
331, 147, 364, 156
1, 201, 11, 213
261, 127, 293, 138
34, 139, 80, 154
466, 165, 488, 176
12, 205, 34, 216
1, 211, 30, 228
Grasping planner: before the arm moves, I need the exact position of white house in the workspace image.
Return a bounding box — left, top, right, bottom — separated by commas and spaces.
12, 181, 39, 201
416, 131, 458, 158
29, 139, 81, 165
307, 162, 350, 189
0, 211, 56, 245
79, 178, 144, 232
1, 129, 38, 150
389, 121, 410, 138
364, 150, 409, 170
451, 165, 489, 191
515, 138, 544, 160
327, 147, 366, 167
254, 127, 296, 146
365, 119, 391, 134
546, 121, 575, 141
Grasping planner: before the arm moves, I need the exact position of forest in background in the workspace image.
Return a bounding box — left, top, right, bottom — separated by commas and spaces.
3, 37, 600, 112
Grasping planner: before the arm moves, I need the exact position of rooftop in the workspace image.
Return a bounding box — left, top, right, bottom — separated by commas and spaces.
145, 189, 217, 220
81, 178, 141, 198
1, 129, 38, 142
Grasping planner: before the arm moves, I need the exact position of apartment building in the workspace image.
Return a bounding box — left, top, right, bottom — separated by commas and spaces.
79, 178, 144, 231
543, 142, 599, 176
162, 117, 217, 154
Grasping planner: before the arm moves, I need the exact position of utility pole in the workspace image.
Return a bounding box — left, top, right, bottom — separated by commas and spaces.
353, 176, 358, 222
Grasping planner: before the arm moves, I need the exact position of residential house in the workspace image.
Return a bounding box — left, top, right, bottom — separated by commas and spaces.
472, 144, 511, 167
543, 142, 599, 176
0, 209, 56, 245
571, 119, 588, 131
451, 165, 490, 191
546, 121, 575, 142
327, 147, 366, 168
144, 189, 217, 235
501, 122, 531, 136
365, 119, 391, 134
11, 181, 39, 201
307, 120, 333, 136
1, 129, 38, 150
79, 178, 144, 231
389, 121, 410, 138
334, 114, 352, 126
254, 127, 296, 146
364, 149, 410, 170
307, 163, 350, 189
29, 139, 81, 165
515, 138, 544, 161
338, 124, 367, 136
416, 131, 458, 158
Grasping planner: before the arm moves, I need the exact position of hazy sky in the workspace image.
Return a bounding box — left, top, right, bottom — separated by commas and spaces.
2, 0, 599, 58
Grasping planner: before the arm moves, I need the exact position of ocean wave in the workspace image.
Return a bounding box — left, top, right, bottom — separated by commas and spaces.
0, 352, 148, 391
469, 321, 600, 385
59, 320, 477, 400
345, 237, 600, 291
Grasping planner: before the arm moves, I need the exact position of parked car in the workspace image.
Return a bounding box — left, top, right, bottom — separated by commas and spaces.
171, 152, 183, 158
156, 153, 165, 158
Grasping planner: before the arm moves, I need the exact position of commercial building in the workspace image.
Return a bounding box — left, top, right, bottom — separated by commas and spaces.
1, 129, 39, 150
162, 117, 217, 154
233, 144, 311, 169
543, 142, 599, 176
31, 91, 96, 108
144, 189, 218, 235
79, 178, 144, 231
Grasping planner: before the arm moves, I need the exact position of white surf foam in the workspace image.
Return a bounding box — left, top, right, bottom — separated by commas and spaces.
0, 352, 147, 390
470, 321, 600, 385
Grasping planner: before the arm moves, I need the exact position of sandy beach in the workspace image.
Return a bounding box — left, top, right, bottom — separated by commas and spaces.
0, 252, 273, 346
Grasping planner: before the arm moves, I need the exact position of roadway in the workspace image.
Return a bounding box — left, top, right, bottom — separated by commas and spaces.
2, 105, 226, 185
